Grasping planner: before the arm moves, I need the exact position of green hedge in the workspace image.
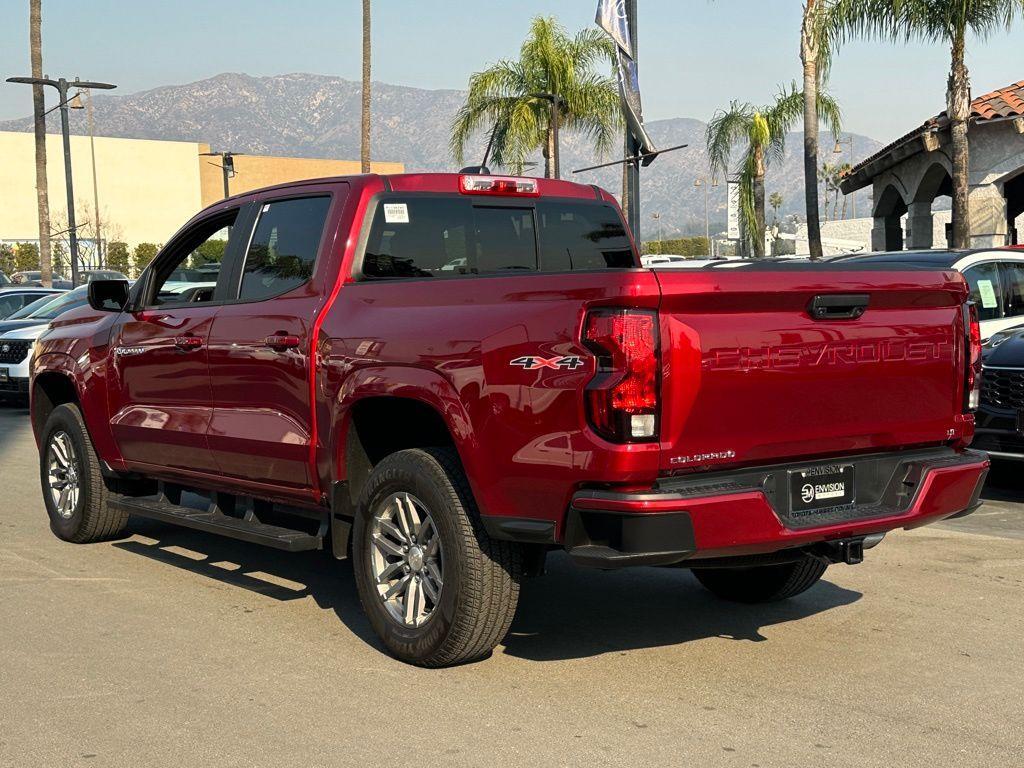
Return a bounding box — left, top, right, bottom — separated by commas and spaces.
641, 237, 710, 257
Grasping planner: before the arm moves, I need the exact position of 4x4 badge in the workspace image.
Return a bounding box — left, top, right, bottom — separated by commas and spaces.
510, 355, 585, 371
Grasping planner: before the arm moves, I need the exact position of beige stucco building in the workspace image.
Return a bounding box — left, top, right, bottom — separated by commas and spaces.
0, 130, 403, 257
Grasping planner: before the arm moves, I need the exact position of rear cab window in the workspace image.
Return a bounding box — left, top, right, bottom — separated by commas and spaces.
360, 195, 635, 279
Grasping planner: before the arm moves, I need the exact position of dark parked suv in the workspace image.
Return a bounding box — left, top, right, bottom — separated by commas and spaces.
975, 326, 1024, 459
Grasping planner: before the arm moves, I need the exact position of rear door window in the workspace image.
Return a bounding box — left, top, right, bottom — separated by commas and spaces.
361, 196, 635, 279
963, 262, 1003, 321
238, 196, 332, 301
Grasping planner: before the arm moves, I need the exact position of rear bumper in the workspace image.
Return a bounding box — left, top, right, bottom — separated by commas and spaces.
562, 448, 989, 568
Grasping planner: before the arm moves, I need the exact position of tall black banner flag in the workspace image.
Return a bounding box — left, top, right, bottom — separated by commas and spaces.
596, 0, 658, 164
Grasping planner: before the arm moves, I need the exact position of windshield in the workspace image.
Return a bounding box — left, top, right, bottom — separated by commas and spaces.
7, 294, 55, 319
0, 272, 10, 286
16, 287, 87, 320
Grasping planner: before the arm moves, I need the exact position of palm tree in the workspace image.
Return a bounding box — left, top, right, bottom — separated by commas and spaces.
360, 0, 371, 174
769, 192, 784, 225
833, 0, 1024, 248
30, 0, 52, 287
707, 84, 841, 258
451, 16, 621, 178
801, 0, 834, 260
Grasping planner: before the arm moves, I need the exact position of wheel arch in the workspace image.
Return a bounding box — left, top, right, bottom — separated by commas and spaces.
327, 366, 482, 518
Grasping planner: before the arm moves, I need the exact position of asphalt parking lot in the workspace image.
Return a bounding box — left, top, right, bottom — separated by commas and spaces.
1, 403, 1022, 768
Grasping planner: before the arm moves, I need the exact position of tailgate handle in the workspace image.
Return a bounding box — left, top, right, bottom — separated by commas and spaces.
808, 294, 869, 320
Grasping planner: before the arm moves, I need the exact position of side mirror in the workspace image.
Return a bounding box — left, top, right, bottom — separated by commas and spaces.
88, 279, 130, 312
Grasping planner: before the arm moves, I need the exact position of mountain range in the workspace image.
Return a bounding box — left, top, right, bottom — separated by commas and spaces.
0, 72, 884, 239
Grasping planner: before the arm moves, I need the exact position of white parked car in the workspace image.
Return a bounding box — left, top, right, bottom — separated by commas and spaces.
0, 324, 46, 400
833, 249, 1024, 340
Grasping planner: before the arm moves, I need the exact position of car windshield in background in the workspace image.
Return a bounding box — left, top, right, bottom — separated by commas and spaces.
20, 286, 88, 320
84, 270, 128, 281
6, 294, 56, 319
0, 272, 10, 286
362, 197, 635, 278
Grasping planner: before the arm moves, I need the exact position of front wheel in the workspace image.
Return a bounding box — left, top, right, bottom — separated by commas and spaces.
39, 403, 128, 543
692, 556, 828, 603
352, 448, 522, 667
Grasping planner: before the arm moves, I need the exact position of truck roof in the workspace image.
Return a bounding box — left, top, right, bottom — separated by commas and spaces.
215, 172, 612, 207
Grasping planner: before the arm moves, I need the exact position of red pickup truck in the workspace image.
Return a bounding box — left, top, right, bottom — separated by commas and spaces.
30, 173, 989, 666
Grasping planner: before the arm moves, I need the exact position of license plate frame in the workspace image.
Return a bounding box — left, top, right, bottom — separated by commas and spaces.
0, 367, 7, 382
789, 464, 856, 516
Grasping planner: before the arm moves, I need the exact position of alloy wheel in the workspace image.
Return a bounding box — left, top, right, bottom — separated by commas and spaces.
47, 431, 81, 520
369, 492, 444, 628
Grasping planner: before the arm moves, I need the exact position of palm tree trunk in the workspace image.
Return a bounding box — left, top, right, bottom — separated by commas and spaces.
841, 193, 847, 220
948, 31, 971, 249
801, 1, 823, 261
360, 0, 371, 174
30, 0, 52, 288
753, 148, 766, 259
545, 126, 555, 179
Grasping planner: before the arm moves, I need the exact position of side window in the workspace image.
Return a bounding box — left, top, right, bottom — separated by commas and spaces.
238, 196, 331, 301
146, 209, 238, 308
1000, 262, 1024, 318
963, 262, 1003, 321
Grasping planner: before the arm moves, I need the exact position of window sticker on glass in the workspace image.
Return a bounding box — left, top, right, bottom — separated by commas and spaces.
383, 203, 409, 224
978, 279, 998, 309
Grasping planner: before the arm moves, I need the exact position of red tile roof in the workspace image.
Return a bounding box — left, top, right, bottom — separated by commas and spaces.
968, 80, 1024, 121
843, 80, 1024, 190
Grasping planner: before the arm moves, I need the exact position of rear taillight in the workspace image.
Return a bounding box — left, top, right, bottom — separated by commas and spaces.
965, 301, 982, 411
583, 309, 659, 442
459, 174, 539, 196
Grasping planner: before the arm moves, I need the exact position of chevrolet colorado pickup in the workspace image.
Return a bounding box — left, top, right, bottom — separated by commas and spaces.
30, 173, 989, 667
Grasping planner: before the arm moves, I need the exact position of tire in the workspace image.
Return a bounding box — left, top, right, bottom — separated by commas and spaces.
692, 556, 828, 603
352, 448, 522, 667
39, 403, 128, 543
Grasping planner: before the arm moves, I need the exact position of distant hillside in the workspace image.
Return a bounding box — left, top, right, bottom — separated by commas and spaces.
0, 72, 883, 237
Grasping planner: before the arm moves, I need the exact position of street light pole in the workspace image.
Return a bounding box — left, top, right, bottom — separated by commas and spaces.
6, 75, 116, 286
834, 135, 855, 219
85, 89, 102, 267
695, 177, 719, 256
200, 151, 241, 199
651, 212, 662, 253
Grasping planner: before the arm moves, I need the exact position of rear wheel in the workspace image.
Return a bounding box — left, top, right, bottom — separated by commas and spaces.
352, 448, 522, 667
692, 556, 828, 603
40, 403, 128, 543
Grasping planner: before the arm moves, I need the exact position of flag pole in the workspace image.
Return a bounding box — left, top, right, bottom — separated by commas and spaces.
625, 0, 641, 240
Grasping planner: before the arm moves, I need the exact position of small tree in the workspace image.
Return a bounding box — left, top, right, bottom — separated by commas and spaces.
15, 242, 40, 272
133, 243, 159, 276
0, 243, 15, 275
107, 242, 131, 276
192, 238, 226, 267
52, 242, 68, 276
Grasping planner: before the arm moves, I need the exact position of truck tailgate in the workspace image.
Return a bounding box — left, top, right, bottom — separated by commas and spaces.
654, 267, 969, 473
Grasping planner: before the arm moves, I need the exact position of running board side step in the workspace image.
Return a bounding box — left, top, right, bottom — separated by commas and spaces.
109, 494, 324, 552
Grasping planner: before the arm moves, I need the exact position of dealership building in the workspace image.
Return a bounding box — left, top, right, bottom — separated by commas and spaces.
840, 79, 1024, 251
0, 130, 403, 258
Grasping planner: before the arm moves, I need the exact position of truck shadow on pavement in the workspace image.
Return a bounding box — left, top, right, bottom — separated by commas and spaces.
502, 556, 861, 661
113, 519, 861, 662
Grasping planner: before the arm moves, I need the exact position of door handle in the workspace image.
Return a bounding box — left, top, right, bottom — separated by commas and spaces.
174, 335, 203, 350
264, 334, 301, 350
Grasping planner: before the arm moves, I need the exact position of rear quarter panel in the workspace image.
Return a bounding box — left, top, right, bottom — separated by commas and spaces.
319, 269, 662, 527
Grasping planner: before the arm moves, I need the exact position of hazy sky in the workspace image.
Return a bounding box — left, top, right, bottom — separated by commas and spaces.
1, 0, 1022, 141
